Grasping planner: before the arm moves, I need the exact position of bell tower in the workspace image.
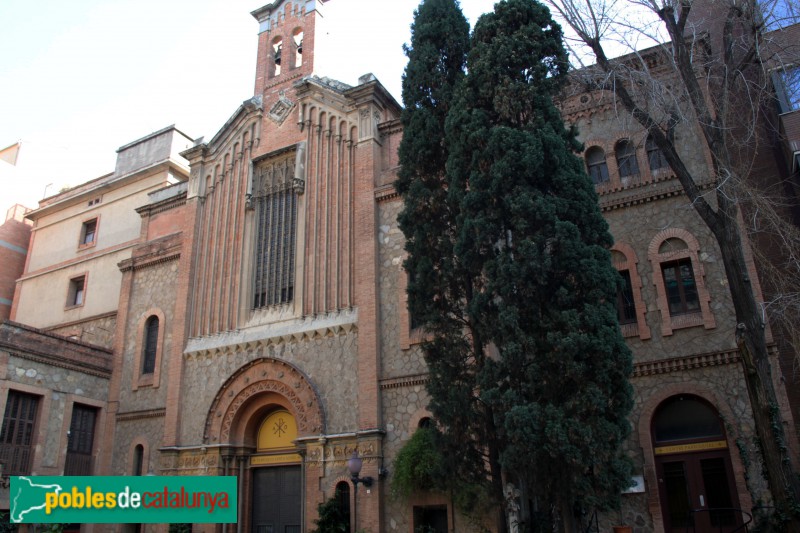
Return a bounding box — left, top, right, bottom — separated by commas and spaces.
251, 0, 330, 99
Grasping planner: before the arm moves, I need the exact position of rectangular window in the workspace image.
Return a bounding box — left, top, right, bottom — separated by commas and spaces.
413, 505, 448, 533
616, 269, 637, 325
252, 155, 299, 309
80, 219, 98, 246
67, 276, 86, 307
661, 258, 700, 315
0, 391, 39, 476
588, 162, 609, 184
64, 404, 97, 475
774, 67, 800, 114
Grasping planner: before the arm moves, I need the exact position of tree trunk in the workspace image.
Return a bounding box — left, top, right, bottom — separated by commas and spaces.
713, 212, 800, 527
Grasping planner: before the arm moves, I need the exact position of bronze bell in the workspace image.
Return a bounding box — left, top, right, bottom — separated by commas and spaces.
274, 44, 282, 65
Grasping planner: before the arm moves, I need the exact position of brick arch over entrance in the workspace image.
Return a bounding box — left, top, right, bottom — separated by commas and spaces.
204, 357, 325, 444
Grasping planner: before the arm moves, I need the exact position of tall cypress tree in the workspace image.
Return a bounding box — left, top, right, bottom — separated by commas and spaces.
399, 0, 633, 530
396, 0, 500, 525
397, 0, 469, 332
445, 0, 634, 528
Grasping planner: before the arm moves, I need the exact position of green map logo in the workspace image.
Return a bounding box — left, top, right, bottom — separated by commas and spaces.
9, 476, 237, 524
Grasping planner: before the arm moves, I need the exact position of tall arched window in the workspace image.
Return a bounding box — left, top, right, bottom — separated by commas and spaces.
133, 444, 144, 476
648, 229, 716, 336
615, 139, 640, 179
585, 146, 609, 184
335, 481, 351, 533
142, 316, 159, 375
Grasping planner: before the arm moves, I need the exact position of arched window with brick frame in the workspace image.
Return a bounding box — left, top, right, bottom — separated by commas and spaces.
611, 243, 650, 339
133, 309, 166, 390
648, 230, 716, 336
585, 146, 609, 185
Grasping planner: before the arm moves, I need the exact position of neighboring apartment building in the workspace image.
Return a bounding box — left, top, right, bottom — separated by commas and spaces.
0, 204, 31, 322
0, 126, 191, 514
10, 126, 193, 348
0, 1, 798, 532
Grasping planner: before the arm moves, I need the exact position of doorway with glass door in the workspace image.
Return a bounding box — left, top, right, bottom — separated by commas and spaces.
652, 395, 742, 532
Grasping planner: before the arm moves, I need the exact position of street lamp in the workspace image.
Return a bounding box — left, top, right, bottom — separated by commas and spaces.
347, 451, 373, 531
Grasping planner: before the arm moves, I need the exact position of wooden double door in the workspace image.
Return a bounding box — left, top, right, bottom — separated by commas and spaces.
656, 450, 741, 532
252, 465, 302, 533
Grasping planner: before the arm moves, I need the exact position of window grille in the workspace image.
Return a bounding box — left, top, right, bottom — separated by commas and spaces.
252, 154, 301, 309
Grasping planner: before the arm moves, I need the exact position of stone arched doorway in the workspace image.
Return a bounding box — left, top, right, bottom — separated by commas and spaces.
204, 357, 325, 533
652, 395, 741, 533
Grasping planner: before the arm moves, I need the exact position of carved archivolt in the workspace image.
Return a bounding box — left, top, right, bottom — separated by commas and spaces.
204, 357, 325, 444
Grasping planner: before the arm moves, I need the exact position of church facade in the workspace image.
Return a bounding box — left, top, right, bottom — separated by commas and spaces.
2, 1, 800, 532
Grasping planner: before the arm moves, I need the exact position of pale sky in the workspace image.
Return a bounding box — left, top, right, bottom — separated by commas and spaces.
0, 0, 494, 213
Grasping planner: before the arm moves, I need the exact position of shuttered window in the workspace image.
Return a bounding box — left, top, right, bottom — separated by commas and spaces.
64, 404, 96, 475
0, 391, 39, 475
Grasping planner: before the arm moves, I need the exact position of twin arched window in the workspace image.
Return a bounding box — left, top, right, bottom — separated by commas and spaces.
270, 28, 304, 78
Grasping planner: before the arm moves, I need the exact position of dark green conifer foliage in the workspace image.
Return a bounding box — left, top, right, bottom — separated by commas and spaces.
397, 0, 469, 334
446, 0, 634, 525
396, 0, 495, 521
398, 0, 633, 529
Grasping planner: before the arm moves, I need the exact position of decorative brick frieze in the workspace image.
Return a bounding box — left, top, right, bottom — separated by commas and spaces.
116, 408, 166, 421
184, 310, 357, 358
379, 374, 429, 390
633, 349, 739, 377
118, 234, 182, 273
375, 185, 399, 203
135, 193, 187, 218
